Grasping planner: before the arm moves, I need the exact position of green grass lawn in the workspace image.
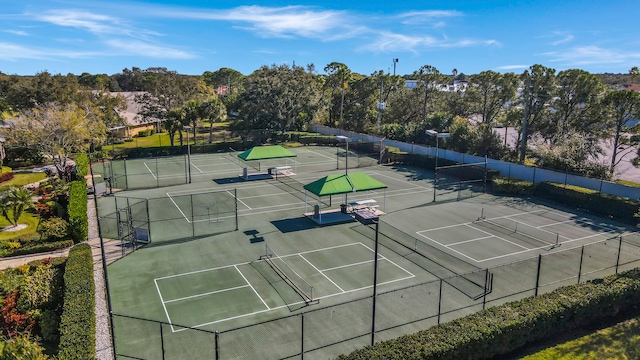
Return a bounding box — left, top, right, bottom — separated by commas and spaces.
522, 317, 640, 359
0, 211, 40, 242
0, 172, 47, 191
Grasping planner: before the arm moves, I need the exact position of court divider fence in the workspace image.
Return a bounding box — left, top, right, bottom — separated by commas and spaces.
98, 189, 238, 246
92, 141, 386, 192
108, 223, 640, 360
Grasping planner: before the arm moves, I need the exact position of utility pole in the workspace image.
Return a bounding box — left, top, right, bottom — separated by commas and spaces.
376, 77, 384, 129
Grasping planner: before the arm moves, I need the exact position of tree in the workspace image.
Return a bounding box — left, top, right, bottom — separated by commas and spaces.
547, 69, 604, 143
469, 71, 519, 126
518, 64, 556, 162
202, 68, 245, 96
602, 89, 640, 174
0, 186, 33, 227
323, 62, 352, 128
4, 103, 107, 179
199, 97, 227, 143
164, 108, 186, 147
412, 65, 448, 123
240, 64, 321, 135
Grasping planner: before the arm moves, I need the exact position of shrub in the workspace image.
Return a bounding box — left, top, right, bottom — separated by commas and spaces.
0, 334, 48, 360
0, 290, 35, 338
8, 240, 74, 257
74, 154, 88, 180
491, 176, 535, 196
58, 244, 94, 360
0, 173, 14, 184
66, 182, 87, 244
38, 218, 68, 242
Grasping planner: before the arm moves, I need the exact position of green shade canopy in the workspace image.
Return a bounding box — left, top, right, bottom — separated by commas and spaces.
237, 145, 297, 161
303, 172, 387, 197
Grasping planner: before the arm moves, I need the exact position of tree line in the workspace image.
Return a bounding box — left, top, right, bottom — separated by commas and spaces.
0, 64, 639, 179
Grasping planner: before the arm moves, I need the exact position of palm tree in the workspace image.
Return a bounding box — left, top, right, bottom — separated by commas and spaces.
0, 186, 33, 227
199, 97, 227, 143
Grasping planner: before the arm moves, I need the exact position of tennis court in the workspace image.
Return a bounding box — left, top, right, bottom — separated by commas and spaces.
98, 150, 640, 359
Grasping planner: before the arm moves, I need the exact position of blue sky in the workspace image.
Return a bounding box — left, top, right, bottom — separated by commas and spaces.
1, 0, 639, 76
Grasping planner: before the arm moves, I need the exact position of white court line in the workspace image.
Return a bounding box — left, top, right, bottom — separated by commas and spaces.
297, 149, 338, 161
190, 163, 204, 173
465, 224, 531, 250
164, 285, 250, 304
154, 278, 176, 332
299, 254, 345, 293
166, 192, 191, 223
234, 265, 270, 310
446, 235, 495, 247
143, 162, 158, 180
228, 190, 251, 210
321, 259, 376, 272
356, 242, 415, 277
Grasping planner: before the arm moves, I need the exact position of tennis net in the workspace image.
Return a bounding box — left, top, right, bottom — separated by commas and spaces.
473, 208, 561, 248
262, 244, 314, 303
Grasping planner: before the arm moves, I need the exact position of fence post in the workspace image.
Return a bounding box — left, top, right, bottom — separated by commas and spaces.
301, 313, 305, 359
191, 194, 196, 237
160, 322, 166, 360
482, 269, 489, 310
156, 158, 160, 187
123, 158, 129, 190
215, 331, 220, 360
534, 254, 542, 297
577, 245, 584, 284
234, 189, 239, 231
437, 279, 443, 324
616, 236, 623, 274
146, 199, 152, 243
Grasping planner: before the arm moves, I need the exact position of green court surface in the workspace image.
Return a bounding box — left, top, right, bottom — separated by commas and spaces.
99, 147, 640, 359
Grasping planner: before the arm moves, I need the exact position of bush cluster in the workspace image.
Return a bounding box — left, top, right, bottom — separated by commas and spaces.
9, 240, 74, 257
67, 182, 88, 243
0, 172, 14, 184
58, 243, 95, 360
491, 176, 536, 196
74, 154, 88, 180
135, 129, 156, 137
534, 182, 638, 223
340, 268, 640, 360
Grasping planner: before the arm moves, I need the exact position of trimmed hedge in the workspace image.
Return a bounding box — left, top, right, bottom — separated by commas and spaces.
8, 240, 74, 257
535, 182, 638, 223
340, 268, 640, 360
74, 153, 88, 179
67, 181, 88, 243
58, 243, 95, 360
491, 176, 535, 196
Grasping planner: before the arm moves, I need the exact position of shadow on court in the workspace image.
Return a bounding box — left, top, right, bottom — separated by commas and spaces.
271, 218, 319, 233
213, 177, 247, 184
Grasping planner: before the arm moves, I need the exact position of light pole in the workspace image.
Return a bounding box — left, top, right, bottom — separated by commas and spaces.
353, 212, 380, 346
426, 130, 450, 202
183, 126, 192, 183
392, 58, 398, 76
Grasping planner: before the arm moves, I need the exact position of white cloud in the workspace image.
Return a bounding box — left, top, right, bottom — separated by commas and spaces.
396, 10, 463, 25
4, 30, 28, 36
544, 46, 640, 66
0, 42, 99, 60
104, 39, 196, 59
496, 65, 530, 70
153, 5, 358, 40
551, 32, 574, 46
361, 31, 498, 53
